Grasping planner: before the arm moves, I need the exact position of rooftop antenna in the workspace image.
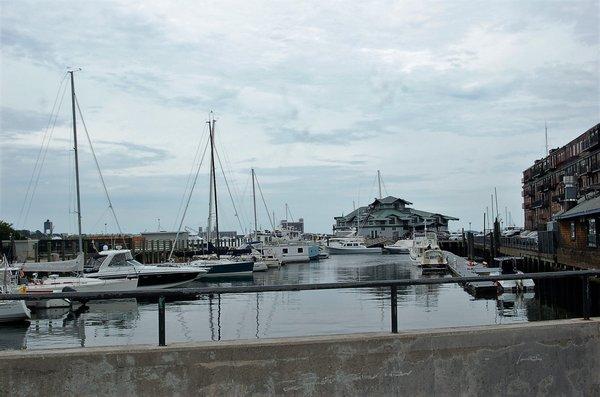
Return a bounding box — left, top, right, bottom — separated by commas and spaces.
377, 170, 382, 199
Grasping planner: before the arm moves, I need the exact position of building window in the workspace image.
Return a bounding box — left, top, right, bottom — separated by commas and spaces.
570, 222, 576, 241
283, 248, 288, 254
381, 227, 385, 231
297, 247, 303, 253
588, 219, 597, 248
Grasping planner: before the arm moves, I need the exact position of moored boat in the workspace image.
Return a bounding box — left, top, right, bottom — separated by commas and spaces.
384, 239, 412, 254
327, 240, 382, 255
85, 249, 204, 289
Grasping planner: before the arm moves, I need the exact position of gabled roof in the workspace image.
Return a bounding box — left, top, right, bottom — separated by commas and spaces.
371, 196, 413, 206
555, 196, 600, 220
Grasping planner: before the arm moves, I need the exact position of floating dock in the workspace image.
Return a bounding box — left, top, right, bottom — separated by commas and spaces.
445, 252, 498, 297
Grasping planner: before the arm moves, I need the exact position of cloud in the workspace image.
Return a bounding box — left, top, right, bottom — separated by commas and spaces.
1, 0, 598, 233
0, 107, 66, 136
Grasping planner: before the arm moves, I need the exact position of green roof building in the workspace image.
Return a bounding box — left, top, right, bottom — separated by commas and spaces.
333, 196, 458, 239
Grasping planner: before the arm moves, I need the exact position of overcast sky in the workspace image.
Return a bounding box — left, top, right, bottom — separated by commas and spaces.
1, 1, 598, 235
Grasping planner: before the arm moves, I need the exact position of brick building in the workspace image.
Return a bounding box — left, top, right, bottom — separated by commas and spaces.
555, 196, 600, 270
522, 123, 600, 230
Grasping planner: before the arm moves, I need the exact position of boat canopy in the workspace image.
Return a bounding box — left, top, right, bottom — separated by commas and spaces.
20, 253, 84, 273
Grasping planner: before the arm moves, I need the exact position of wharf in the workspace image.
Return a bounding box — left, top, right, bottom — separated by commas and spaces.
445, 252, 497, 297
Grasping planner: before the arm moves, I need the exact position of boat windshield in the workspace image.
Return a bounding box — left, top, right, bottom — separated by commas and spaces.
84, 255, 107, 273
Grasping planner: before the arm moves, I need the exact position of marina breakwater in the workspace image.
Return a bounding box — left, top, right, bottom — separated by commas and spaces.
1, 318, 598, 396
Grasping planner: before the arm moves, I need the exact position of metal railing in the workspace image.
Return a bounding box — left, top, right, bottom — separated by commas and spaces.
2, 270, 599, 346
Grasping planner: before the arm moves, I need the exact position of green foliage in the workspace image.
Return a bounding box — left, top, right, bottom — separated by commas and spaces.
0, 220, 24, 240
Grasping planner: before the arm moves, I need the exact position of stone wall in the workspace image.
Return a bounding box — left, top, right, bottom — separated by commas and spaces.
1, 319, 598, 396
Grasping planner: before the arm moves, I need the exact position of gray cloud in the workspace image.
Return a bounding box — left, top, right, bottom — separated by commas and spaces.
0, 107, 65, 136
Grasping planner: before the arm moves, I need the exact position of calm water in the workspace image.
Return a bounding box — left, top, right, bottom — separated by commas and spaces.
0, 254, 582, 350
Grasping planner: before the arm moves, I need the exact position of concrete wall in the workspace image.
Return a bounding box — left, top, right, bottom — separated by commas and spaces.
1, 319, 598, 396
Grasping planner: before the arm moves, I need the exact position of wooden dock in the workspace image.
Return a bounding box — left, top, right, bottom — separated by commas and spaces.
445, 252, 497, 297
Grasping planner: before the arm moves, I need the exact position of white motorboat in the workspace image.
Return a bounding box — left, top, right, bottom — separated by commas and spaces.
409, 232, 439, 262
260, 247, 282, 268
384, 239, 412, 254
420, 249, 448, 267
494, 257, 535, 293
85, 249, 205, 289
327, 240, 382, 255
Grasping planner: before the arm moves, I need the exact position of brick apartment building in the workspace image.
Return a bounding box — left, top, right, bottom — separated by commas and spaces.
522, 123, 600, 230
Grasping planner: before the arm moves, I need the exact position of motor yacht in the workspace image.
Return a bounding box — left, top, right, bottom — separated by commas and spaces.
85, 249, 205, 289
327, 239, 382, 255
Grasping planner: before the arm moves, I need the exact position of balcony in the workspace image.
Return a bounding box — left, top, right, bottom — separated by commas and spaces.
531, 199, 543, 209
579, 163, 590, 175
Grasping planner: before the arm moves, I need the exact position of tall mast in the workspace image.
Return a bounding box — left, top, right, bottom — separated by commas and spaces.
69, 71, 83, 253
377, 170, 382, 199
207, 160, 214, 242
252, 168, 257, 238
209, 115, 220, 258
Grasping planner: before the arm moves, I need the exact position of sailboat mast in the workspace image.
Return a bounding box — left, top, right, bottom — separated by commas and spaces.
252, 168, 257, 238
377, 170, 382, 199
69, 71, 83, 253
207, 160, 214, 243
209, 116, 220, 258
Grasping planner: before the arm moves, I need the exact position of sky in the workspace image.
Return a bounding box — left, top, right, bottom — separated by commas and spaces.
1, 0, 599, 235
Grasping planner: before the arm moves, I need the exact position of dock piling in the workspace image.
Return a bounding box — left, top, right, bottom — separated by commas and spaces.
390, 286, 398, 333
158, 296, 166, 346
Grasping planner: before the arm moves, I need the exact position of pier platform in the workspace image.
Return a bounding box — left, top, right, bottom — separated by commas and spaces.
445, 252, 497, 296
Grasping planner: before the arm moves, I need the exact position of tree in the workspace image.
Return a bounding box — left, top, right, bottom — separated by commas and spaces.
0, 220, 25, 241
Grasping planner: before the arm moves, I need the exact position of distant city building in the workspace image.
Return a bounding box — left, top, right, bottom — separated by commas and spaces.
333, 196, 458, 239
522, 123, 600, 230
280, 218, 304, 234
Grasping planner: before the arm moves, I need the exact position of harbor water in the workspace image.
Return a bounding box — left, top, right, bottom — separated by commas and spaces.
0, 254, 585, 350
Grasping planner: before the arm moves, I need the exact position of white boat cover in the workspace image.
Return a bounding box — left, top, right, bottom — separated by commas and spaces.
19, 253, 84, 273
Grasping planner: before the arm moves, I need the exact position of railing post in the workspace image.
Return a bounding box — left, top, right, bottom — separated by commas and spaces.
390, 285, 398, 333
582, 276, 590, 320
158, 296, 166, 346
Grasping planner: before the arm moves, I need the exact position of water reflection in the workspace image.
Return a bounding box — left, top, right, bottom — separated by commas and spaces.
0, 254, 588, 350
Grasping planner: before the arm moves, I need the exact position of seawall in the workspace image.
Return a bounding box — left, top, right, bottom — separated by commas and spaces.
1, 318, 598, 396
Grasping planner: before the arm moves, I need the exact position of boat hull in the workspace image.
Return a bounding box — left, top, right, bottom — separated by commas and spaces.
0, 300, 31, 323
88, 269, 201, 290
384, 246, 410, 254
194, 260, 254, 278
327, 246, 382, 255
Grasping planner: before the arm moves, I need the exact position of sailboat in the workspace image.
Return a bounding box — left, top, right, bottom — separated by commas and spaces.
0, 256, 31, 323
189, 114, 254, 278
14, 71, 140, 304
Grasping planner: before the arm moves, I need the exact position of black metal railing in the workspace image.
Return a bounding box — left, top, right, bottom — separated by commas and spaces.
2, 270, 599, 346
